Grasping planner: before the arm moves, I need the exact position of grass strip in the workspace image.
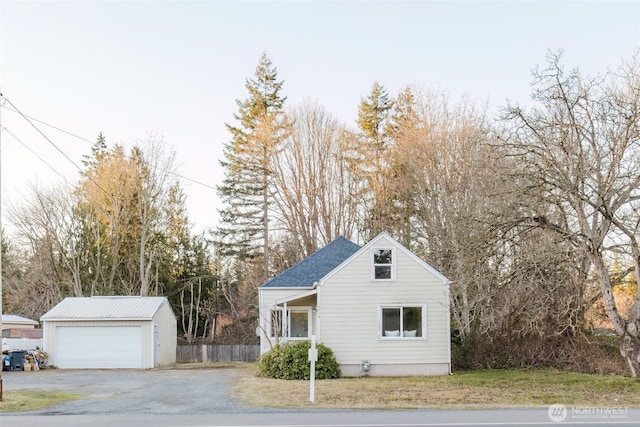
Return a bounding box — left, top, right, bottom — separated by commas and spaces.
0, 390, 83, 412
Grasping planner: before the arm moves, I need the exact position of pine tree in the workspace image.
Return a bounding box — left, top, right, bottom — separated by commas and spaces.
216, 53, 287, 281
357, 81, 393, 151
387, 86, 420, 246
355, 81, 394, 238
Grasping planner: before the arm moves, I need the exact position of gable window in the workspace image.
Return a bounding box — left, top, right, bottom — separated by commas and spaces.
380, 305, 426, 338
373, 248, 394, 280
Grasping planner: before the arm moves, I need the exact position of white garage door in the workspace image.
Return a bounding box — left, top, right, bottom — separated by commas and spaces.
55, 325, 143, 369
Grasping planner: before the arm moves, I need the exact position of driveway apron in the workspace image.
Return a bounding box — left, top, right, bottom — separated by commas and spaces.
2, 368, 260, 415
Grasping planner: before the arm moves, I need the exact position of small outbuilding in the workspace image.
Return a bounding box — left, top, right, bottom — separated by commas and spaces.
2, 314, 39, 330
40, 296, 176, 369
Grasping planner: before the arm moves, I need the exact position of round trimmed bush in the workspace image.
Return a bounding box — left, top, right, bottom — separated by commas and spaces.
257, 340, 340, 380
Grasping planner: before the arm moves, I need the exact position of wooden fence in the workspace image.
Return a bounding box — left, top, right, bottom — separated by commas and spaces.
176, 344, 260, 363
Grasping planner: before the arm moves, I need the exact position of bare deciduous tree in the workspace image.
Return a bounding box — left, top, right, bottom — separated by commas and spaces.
7, 183, 84, 298
271, 101, 360, 256
502, 51, 640, 376
395, 90, 500, 342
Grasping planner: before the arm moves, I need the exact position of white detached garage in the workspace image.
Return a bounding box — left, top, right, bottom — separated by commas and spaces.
41, 296, 176, 369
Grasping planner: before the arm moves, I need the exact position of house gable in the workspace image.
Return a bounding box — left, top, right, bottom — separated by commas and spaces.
317, 232, 451, 375
319, 231, 450, 286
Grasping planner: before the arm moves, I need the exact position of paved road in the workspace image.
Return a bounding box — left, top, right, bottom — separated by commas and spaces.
4, 409, 640, 427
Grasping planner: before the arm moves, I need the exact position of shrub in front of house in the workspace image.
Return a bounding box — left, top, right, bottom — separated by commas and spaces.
257, 340, 341, 380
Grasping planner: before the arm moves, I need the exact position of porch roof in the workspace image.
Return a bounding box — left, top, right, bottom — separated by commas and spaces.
275, 288, 318, 305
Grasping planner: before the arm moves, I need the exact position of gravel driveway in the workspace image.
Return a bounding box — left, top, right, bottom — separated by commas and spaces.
2, 367, 272, 415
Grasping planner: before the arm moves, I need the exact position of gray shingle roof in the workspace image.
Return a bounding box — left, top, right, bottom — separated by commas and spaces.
261, 236, 361, 288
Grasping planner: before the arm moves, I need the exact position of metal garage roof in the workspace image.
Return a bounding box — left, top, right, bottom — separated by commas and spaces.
40, 296, 169, 321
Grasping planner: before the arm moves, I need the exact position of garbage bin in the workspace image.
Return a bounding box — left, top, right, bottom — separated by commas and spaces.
8, 350, 27, 371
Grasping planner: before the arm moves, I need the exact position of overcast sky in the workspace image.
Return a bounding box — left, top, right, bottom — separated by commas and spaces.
1, 1, 639, 233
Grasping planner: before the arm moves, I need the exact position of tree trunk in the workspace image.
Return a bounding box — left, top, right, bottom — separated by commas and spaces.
621, 333, 640, 378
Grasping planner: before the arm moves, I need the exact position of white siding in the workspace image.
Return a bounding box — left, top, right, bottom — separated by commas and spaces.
258, 288, 317, 354
320, 236, 450, 369
152, 300, 177, 366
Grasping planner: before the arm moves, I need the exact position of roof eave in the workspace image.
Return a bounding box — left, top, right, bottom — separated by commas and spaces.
260, 286, 315, 291
41, 317, 154, 322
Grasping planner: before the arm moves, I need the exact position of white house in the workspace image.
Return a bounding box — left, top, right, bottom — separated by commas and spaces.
2, 315, 42, 352
258, 232, 451, 376
40, 296, 177, 369
2, 314, 39, 330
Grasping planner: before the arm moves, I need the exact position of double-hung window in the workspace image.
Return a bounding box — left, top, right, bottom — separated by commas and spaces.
380, 304, 426, 338
372, 248, 395, 281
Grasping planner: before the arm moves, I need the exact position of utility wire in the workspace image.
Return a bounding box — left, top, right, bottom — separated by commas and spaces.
0, 103, 218, 191
4, 97, 90, 178
2, 96, 112, 198
1, 105, 95, 145
2, 127, 69, 182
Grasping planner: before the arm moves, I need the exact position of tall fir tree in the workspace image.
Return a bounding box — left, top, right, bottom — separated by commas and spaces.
386, 86, 420, 246
355, 81, 394, 238
216, 53, 287, 281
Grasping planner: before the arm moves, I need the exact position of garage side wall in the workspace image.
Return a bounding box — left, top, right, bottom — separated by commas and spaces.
153, 302, 177, 366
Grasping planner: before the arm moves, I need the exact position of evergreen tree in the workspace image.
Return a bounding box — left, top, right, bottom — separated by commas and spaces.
355, 81, 394, 238
216, 52, 287, 280
357, 81, 393, 150
387, 86, 420, 246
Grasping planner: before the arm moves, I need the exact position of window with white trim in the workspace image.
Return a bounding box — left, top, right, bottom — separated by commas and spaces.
380, 305, 426, 338
269, 307, 312, 339
289, 310, 309, 338
372, 248, 394, 281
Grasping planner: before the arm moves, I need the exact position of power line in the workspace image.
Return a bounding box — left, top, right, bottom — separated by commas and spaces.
2, 96, 112, 198
2, 127, 69, 182
0, 105, 95, 145
3, 98, 90, 178
0, 103, 218, 191
176, 174, 217, 190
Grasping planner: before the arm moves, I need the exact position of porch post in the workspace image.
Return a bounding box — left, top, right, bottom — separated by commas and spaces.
283, 302, 288, 341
